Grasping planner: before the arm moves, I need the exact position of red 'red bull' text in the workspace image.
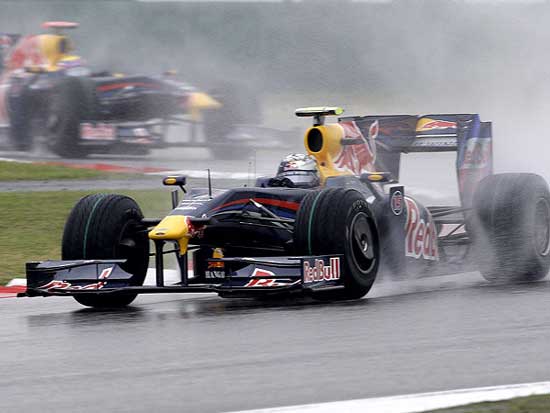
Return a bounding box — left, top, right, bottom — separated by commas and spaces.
404, 198, 438, 261
303, 257, 341, 283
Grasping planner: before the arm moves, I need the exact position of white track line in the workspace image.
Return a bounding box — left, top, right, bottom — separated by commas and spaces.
0, 157, 32, 163
229, 381, 550, 413
6, 278, 26, 287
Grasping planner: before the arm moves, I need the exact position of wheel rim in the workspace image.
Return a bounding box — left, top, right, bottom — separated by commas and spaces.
348, 212, 376, 273
534, 198, 550, 256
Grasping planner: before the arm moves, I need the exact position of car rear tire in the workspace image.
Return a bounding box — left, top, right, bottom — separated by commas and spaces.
471, 173, 550, 282
62, 194, 150, 307
47, 77, 90, 158
7, 87, 34, 151
294, 188, 379, 300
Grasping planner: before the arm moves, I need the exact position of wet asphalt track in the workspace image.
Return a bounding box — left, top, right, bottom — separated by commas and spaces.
2, 148, 548, 412
2, 272, 550, 413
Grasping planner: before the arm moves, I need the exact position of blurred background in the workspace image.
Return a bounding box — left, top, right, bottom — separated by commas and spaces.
2, 0, 550, 280
1, 0, 549, 175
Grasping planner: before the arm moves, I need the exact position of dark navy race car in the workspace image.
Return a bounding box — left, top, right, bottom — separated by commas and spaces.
23, 107, 550, 307
0, 22, 257, 158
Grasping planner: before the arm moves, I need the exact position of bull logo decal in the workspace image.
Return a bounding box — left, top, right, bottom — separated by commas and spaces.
334, 120, 379, 175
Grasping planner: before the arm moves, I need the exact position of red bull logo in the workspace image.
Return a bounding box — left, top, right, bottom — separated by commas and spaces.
333, 120, 378, 175
404, 198, 438, 261
416, 118, 457, 132
303, 257, 341, 283
5, 35, 45, 72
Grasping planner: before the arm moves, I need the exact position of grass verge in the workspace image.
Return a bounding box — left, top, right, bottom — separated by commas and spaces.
0, 189, 174, 284
426, 394, 550, 412
0, 160, 130, 181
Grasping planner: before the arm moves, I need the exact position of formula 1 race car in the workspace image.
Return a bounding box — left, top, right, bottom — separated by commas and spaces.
24, 107, 550, 307
0, 22, 257, 158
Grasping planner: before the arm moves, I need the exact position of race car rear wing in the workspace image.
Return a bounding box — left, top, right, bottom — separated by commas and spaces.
338, 113, 491, 153
300, 110, 492, 208
337, 113, 493, 207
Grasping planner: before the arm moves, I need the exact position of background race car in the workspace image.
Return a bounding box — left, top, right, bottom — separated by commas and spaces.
23, 107, 550, 308
0, 22, 261, 159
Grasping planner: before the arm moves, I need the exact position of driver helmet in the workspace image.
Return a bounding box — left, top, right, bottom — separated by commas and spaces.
274, 153, 320, 188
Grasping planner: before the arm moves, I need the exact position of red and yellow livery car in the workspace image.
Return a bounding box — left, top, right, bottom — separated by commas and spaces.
0, 22, 258, 158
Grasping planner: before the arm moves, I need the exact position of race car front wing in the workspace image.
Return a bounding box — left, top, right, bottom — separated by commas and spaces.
24, 255, 344, 298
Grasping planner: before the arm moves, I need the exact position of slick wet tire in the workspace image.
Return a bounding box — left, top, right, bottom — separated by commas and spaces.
47, 77, 90, 158
7, 88, 34, 151
471, 173, 550, 282
294, 188, 379, 300
62, 194, 150, 307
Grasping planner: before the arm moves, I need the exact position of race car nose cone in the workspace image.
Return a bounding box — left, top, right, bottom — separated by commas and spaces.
188, 92, 222, 110
149, 215, 188, 240
149, 215, 190, 254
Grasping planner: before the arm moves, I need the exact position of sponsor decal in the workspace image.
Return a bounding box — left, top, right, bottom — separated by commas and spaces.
390, 188, 404, 216
38, 280, 72, 290
416, 118, 457, 132
410, 137, 457, 148
250, 268, 276, 278
244, 278, 295, 288
208, 248, 224, 271
176, 199, 206, 211
80, 123, 116, 140
333, 120, 378, 175
38, 267, 114, 291
460, 138, 491, 170
303, 257, 341, 283
244, 268, 299, 287
404, 198, 438, 261
205, 270, 224, 279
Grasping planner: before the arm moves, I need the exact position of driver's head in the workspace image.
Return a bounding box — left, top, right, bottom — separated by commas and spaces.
272, 153, 320, 188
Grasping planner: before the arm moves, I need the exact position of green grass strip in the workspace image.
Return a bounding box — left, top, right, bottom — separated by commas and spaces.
0, 189, 172, 285
0, 161, 126, 181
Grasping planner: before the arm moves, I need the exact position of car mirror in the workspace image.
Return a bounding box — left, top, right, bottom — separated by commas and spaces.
360, 172, 393, 184
163, 175, 187, 187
